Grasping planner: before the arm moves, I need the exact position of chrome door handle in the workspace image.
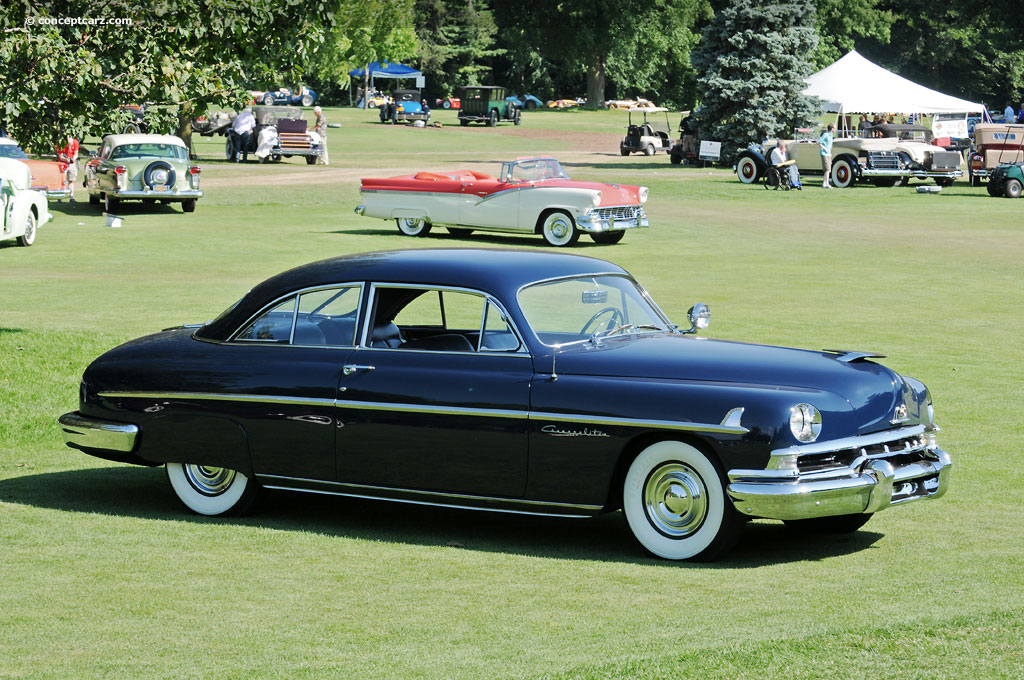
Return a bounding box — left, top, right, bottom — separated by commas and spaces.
343, 364, 375, 376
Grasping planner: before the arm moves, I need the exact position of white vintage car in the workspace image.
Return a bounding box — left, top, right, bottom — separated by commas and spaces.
0, 158, 52, 247
356, 157, 649, 247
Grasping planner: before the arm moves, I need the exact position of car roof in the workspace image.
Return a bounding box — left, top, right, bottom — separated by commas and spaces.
105, 134, 187, 147
197, 249, 627, 341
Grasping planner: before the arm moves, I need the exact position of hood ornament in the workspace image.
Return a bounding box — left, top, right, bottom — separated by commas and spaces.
891, 403, 909, 424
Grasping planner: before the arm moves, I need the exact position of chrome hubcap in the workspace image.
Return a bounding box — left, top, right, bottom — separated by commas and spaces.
643, 462, 707, 537
546, 217, 570, 242
400, 218, 424, 233
184, 465, 235, 496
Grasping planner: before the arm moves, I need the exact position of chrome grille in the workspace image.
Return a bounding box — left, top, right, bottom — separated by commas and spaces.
593, 205, 640, 220
867, 151, 901, 169
797, 432, 933, 473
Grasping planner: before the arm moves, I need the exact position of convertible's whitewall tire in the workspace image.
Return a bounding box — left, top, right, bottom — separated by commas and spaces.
736, 156, 760, 184
16, 211, 36, 247
166, 463, 261, 516
540, 210, 579, 247
396, 217, 432, 237
623, 440, 741, 561
831, 158, 856, 188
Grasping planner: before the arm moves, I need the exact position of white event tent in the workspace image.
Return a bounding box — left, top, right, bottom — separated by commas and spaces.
804, 50, 986, 116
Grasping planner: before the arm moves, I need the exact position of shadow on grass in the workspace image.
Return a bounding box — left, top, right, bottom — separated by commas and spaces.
1, 466, 883, 567
0, 327, 25, 334
330, 229, 624, 248
50, 201, 184, 217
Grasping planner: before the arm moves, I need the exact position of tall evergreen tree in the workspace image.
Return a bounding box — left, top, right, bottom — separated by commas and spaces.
414, 0, 503, 99
692, 0, 819, 162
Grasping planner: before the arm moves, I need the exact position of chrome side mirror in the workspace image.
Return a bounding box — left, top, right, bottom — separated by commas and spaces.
685, 302, 710, 334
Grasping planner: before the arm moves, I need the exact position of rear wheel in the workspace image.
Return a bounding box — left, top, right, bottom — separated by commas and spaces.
16, 212, 36, 247
459, 118, 468, 127
262, 93, 274, 105
446, 227, 473, 238
783, 513, 872, 533
181, 199, 196, 213
590, 231, 625, 245
541, 210, 579, 247
620, 145, 630, 156
442, 100, 452, 109
396, 217, 431, 237
166, 463, 262, 516
306, 156, 317, 165
670, 153, 682, 165
488, 109, 498, 127
736, 156, 760, 184
88, 193, 100, 205
1005, 178, 1022, 198
623, 440, 741, 561
301, 94, 313, 107
987, 181, 1002, 197
643, 143, 655, 156
831, 158, 856, 188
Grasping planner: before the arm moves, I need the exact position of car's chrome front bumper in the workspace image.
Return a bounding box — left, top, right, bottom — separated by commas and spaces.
58, 412, 139, 452
114, 189, 203, 199
577, 206, 649, 233
726, 425, 952, 520
859, 168, 963, 179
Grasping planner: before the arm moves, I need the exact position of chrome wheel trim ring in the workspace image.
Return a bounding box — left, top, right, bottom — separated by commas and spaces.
643, 462, 708, 538
543, 214, 572, 245
183, 464, 236, 497
24, 213, 36, 244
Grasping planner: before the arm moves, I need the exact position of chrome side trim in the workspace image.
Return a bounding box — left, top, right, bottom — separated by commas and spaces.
58, 412, 139, 452
97, 391, 335, 408
341, 400, 528, 419
256, 473, 601, 516
531, 411, 749, 435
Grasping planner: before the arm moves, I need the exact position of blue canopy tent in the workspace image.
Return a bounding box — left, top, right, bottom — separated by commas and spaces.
348, 62, 425, 107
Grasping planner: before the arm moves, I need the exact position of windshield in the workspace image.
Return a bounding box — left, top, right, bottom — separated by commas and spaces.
0, 144, 29, 160
109, 143, 187, 161
518, 274, 672, 346
503, 158, 569, 183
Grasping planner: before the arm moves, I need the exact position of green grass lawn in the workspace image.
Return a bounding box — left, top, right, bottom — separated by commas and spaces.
2, 108, 1022, 679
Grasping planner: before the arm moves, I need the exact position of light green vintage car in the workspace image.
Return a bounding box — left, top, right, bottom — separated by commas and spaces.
85, 134, 202, 213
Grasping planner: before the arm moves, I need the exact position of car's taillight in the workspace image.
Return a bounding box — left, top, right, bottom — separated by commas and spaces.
115, 165, 127, 189
114, 166, 126, 175
189, 166, 201, 189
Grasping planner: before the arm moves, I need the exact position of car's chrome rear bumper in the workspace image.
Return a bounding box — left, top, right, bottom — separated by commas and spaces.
33, 187, 72, 200
114, 189, 203, 199
58, 412, 139, 453
726, 425, 952, 520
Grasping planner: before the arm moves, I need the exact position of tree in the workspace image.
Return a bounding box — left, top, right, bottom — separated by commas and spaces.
414, 0, 503, 99
691, 0, 819, 162
0, 0, 338, 154
813, 0, 892, 67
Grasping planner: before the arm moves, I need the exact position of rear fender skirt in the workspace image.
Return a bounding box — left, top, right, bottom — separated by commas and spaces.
136, 413, 253, 476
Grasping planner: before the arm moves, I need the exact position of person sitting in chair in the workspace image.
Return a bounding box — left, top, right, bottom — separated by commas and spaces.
770, 140, 801, 190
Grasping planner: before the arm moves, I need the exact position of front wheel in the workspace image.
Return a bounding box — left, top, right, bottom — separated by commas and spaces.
540, 210, 579, 247
301, 94, 314, 107
513, 108, 521, 126
623, 440, 741, 561
166, 463, 262, 516
16, 211, 36, 246
831, 158, 856, 188
619, 146, 630, 157
670, 153, 682, 165
736, 156, 760, 184
590, 231, 625, 244
306, 156, 317, 165
987, 181, 1002, 197
1005, 178, 1022, 198
488, 110, 498, 127
442, 100, 452, 110
783, 513, 872, 533
643, 143, 655, 156
396, 217, 432, 237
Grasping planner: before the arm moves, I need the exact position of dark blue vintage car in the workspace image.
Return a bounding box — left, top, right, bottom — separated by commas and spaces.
58, 249, 951, 561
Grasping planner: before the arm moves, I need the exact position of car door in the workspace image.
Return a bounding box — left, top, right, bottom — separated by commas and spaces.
221, 283, 363, 481
458, 179, 521, 229
336, 284, 531, 497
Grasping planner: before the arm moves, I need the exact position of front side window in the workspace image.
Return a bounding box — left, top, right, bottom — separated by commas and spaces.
518, 274, 671, 346
233, 285, 361, 346
368, 286, 520, 353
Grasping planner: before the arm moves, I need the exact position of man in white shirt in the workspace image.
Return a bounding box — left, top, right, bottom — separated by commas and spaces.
1005, 103, 1016, 121
769, 141, 801, 189
231, 108, 256, 162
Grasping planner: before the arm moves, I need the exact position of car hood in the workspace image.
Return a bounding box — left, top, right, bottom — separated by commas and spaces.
549, 334, 904, 433
538, 179, 641, 206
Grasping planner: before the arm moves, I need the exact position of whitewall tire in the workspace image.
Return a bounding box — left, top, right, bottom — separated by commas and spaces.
736, 157, 760, 184
17, 212, 36, 247
396, 217, 432, 237
166, 463, 261, 516
831, 158, 856, 188
623, 440, 741, 561
541, 210, 579, 247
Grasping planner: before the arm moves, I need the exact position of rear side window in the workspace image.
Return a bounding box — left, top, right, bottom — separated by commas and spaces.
233, 285, 361, 346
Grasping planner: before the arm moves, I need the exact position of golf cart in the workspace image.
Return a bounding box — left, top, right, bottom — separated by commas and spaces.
620, 107, 674, 156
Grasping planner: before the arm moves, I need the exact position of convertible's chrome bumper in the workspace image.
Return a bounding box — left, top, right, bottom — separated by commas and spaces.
727, 425, 952, 520
859, 168, 963, 179
577, 206, 649, 233
114, 189, 203, 199
58, 412, 139, 453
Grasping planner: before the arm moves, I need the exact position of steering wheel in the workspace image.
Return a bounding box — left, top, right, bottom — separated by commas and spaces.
579, 307, 622, 336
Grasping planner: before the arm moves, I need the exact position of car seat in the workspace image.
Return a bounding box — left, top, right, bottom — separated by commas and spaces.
370, 322, 404, 348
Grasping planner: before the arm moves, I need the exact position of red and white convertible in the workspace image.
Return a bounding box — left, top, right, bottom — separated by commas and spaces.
355, 157, 649, 246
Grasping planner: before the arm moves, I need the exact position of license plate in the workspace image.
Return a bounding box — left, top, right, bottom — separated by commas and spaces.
153, 185, 167, 192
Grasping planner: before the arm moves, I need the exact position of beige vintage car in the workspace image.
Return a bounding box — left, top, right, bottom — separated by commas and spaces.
968, 124, 1024, 185
736, 124, 963, 188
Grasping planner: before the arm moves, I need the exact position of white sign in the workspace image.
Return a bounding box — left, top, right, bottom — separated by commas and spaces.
932, 113, 968, 139
699, 140, 721, 161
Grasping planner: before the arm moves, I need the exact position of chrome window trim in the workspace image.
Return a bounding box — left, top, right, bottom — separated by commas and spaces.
516, 272, 675, 348
227, 282, 364, 347
361, 282, 528, 355
256, 473, 602, 515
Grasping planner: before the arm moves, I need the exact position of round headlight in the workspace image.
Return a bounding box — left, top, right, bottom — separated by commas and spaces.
638, 186, 649, 203
789, 403, 822, 443
592, 191, 602, 207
